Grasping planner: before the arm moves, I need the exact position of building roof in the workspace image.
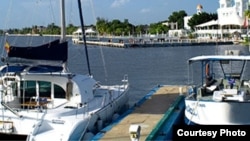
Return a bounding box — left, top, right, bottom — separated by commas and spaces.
196, 20, 218, 27
73, 27, 97, 34
197, 4, 203, 10
195, 16, 244, 28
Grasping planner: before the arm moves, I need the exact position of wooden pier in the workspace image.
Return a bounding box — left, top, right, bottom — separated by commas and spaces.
84, 40, 234, 48
86, 41, 125, 48
93, 85, 187, 141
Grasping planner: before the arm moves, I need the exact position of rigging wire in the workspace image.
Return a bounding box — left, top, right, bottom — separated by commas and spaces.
89, 0, 97, 25
89, 0, 108, 82
26, 0, 41, 46
48, 0, 57, 42
1, 0, 13, 58
67, 0, 74, 25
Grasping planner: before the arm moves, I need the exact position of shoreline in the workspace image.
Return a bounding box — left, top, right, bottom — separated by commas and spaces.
3, 34, 238, 48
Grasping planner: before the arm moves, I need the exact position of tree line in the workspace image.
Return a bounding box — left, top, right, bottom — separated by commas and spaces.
0, 10, 217, 36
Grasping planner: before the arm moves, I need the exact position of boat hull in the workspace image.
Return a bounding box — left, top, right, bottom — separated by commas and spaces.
82, 89, 129, 136
185, 99, 250, 125
0, 89, 128, 141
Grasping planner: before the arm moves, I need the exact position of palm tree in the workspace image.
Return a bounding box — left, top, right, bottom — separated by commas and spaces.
244, 10, 250, 28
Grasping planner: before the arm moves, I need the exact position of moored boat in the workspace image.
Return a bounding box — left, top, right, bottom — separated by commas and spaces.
0, 0, 129, 140
185, 55, 250, 125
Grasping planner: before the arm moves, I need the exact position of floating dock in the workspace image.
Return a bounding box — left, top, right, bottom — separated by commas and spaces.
92, 85, 187, 141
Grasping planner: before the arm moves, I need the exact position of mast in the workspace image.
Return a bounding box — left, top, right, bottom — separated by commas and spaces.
77, 0, 91, 76
60, 0, 68, 72
60, 0, 66, 43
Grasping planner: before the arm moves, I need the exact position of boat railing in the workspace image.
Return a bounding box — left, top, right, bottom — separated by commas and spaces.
20, 96, 51, 110
122, 74, 129, 88
1, 102, 22, 118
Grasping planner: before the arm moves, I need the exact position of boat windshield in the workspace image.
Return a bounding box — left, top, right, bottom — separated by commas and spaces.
219, 60, 245, 79
1, 80, 66, 110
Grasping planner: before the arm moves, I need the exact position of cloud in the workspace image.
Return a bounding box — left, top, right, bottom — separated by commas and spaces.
111, 0, 130, 8
140, 8, 150, 13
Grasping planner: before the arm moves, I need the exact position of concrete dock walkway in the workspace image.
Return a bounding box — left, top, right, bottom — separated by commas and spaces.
95, 85, 187, 141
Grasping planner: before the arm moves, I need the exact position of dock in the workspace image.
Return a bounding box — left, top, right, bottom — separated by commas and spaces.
92, 85, 187, 141
86, 41, 125, 48
84, 40, 234, 48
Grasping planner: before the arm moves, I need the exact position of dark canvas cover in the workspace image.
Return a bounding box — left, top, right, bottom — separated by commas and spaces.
7, 39, 68, 62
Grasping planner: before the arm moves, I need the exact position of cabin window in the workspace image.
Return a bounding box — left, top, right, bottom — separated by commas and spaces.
39, 81, 51, 97
54, 84, 66, 98
21, 81, 36, 97
20, 81, 66, 100
19, 81, 36, 104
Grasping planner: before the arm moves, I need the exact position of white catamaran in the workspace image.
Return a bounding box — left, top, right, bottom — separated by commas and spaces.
0, 0, 129, 140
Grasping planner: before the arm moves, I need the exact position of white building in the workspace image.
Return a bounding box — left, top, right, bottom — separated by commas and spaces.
184, 4, 203, 30
185, 0, 249, 40
72, 27, 99, 44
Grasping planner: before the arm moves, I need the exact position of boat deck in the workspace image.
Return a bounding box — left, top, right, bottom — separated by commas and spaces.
94, 85, 187, 141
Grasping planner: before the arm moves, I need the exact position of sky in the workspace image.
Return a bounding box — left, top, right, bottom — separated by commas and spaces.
0, 0, 219, 29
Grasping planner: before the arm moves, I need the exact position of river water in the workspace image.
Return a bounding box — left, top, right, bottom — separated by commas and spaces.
1, 36, 250, 106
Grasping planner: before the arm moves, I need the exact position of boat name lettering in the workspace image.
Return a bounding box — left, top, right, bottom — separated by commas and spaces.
52, 119, 65, 124
191, 103, 205, 107
186, 105, 197, 116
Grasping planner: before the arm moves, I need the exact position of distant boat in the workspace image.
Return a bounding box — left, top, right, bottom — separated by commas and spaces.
72, 27, 100, 44
185, 55, 250, 125
0, 0, 129, 140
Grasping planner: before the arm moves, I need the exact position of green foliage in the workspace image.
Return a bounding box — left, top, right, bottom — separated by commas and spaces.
244, 10, 250, 19
188, 33, 195, 39
188, 12, 218, 31
168, 10, 187, 29
66, 24, 78, 35
2, 10, 218, 36
4, 23, 78, 35
96, 17, 171, 35
96, 17, 134, 36
148, 23, 168, 34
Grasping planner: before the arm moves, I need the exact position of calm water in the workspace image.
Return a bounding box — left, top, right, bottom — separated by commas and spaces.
1, 36, 250, 106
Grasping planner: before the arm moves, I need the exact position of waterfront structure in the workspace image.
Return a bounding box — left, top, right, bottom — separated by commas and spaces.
72, 27, 99, 44
184, 0, 249, 40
